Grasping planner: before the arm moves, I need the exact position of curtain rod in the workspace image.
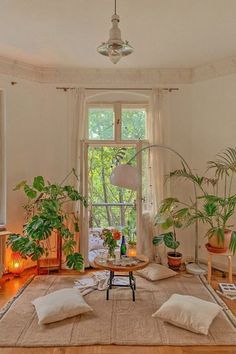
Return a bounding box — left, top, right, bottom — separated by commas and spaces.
56, 87, 179, 92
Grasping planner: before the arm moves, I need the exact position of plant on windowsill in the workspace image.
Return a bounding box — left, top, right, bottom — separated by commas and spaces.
153, 197, 190, 270
167, 147, 236, 254
7, 170, 88, 271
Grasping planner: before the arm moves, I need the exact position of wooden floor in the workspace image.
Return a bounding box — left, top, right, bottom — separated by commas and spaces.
0, 267, 236, 354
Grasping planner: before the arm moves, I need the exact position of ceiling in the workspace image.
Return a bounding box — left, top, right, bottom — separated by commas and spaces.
0, 0, 235, 69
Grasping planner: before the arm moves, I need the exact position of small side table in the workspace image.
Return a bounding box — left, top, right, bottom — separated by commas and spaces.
94, 255, 149, 301
207, 251, 233, 284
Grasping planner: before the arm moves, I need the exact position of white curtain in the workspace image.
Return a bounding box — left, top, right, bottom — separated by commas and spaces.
138, 89, 167, 262
68, 88, 88, 265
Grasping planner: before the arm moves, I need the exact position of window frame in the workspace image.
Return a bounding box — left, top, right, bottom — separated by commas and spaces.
86, 101, 149, 143
0, 90, 6, 228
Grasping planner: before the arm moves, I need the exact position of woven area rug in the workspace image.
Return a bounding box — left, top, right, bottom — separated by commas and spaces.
0, 273, 235, 347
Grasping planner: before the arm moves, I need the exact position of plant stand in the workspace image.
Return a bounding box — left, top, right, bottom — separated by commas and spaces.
207, 251, 233, 284
37, 232, 62, 275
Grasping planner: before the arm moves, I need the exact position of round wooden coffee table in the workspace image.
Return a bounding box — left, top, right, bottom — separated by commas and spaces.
94, 254, 149, 301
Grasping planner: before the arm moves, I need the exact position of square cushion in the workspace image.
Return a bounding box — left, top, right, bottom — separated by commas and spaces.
32, 288, 93, 325
136, 263, 177, 281
152, 294, 221, 335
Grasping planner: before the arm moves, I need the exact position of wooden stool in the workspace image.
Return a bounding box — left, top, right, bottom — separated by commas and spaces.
207, 251, 233, 284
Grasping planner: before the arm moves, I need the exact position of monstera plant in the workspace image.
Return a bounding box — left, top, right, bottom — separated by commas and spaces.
153, 197, 190, 270
7, 171, 87, 271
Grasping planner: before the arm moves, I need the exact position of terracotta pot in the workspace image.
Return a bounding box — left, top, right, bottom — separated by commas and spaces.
167, 251, 182, 271
208, 230, 231, 251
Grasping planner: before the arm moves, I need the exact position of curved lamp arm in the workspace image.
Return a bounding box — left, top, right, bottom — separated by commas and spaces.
110, 143, 199, 264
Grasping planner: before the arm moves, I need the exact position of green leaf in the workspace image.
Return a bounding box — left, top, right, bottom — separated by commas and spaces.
163, 232, 180, 250
229, 231, 236, 254
203, 203, 217, 216
24, 184, 37, 199
152, 235, 164, 246
66, 253, 84, 271
33, 176, 45, 192
63, 239, 76, 256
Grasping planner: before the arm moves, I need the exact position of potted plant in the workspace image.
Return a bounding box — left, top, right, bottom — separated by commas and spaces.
168, 147, 236, 253
7, 171, 88, 271
153, 197, 189, 270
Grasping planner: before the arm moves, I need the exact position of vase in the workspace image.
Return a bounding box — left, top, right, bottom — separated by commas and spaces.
107, 248, 115, 261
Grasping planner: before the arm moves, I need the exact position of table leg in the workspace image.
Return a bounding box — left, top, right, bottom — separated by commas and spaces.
208, 253, 212, 283
228, 255, 233, 283
106, 271, 114, 300
129, 271, 135, 302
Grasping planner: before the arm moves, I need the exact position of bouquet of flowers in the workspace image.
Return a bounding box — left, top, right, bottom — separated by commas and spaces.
101, 228, 121, 260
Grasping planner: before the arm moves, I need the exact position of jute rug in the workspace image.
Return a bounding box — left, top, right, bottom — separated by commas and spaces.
0, 273, 235, 347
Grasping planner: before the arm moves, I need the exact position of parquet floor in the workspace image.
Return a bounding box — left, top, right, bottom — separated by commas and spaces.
0, 267, 235, 354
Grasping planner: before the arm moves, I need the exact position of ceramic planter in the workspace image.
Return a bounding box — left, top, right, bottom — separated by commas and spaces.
208, 230, 232, 252
167, 251, 182, 270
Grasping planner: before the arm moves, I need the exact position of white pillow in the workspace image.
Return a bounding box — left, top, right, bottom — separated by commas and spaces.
136, 263, 177, 281
89, 235, 105, 251
152, 294, 221, 335
32, 288, 93, 325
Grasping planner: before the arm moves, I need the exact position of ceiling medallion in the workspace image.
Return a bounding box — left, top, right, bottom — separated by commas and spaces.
97, 0, 134, 64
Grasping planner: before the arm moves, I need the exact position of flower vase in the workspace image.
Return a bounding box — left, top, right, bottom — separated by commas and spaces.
107, 248, 115, 261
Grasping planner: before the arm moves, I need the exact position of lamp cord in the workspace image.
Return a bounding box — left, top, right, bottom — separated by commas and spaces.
114, 0, 117, 14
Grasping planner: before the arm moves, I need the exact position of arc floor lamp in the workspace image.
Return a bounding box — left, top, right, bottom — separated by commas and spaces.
110, 144, 206, 275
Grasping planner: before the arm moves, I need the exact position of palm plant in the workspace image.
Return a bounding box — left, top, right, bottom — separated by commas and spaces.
7, 170, 88, 270
167, 147, 236, 253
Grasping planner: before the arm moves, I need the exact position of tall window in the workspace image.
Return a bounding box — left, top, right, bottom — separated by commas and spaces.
86, 102, 148, 231
0, 91, 6, 228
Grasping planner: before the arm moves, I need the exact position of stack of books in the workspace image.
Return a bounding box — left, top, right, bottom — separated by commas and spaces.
216, 283, 236, 300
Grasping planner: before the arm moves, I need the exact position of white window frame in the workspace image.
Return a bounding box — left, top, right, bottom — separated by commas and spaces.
80, 102, 149, 264
86, 101, 149, 143
0, 90, 6, 228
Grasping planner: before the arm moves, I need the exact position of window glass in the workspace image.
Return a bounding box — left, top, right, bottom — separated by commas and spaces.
88, 107, 114, 140
121, 108, 147, 140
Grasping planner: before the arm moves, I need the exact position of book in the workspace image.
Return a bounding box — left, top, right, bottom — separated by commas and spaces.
216, 289, 236, 301
218, 283, 236, 295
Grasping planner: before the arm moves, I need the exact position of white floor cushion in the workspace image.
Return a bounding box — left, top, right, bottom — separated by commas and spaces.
32, 288, 93, 325
136, 263, 177, 281
152, 294, 221, 335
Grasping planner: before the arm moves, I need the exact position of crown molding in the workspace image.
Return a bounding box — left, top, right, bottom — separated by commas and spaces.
192, 57, 236, 83
0, 56, 192, 86
0, 55, 235, 85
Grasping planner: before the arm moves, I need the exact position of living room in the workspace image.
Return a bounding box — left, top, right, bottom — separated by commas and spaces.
0, 1, 236, 353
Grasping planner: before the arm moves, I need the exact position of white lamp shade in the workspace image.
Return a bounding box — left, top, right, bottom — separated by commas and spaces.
110, 164, 139, 190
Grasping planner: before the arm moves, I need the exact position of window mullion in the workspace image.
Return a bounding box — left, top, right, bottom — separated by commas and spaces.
114, 102, 121, 141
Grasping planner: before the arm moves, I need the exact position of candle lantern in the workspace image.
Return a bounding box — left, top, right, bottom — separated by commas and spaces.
9, 252, 24, 276
128, 243, 137, 257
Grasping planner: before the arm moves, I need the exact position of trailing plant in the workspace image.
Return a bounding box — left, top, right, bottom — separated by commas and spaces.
166, 147, 236, 253
7, 171, 88, 270
153, 197, 190, 255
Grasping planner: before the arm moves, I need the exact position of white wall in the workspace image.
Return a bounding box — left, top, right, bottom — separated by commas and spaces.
1, 71, 236, 271
190, 74, 236, 270
0, 75, 69, 268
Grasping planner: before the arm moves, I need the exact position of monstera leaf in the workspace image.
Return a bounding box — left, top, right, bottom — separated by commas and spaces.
66, 253, 84, 270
